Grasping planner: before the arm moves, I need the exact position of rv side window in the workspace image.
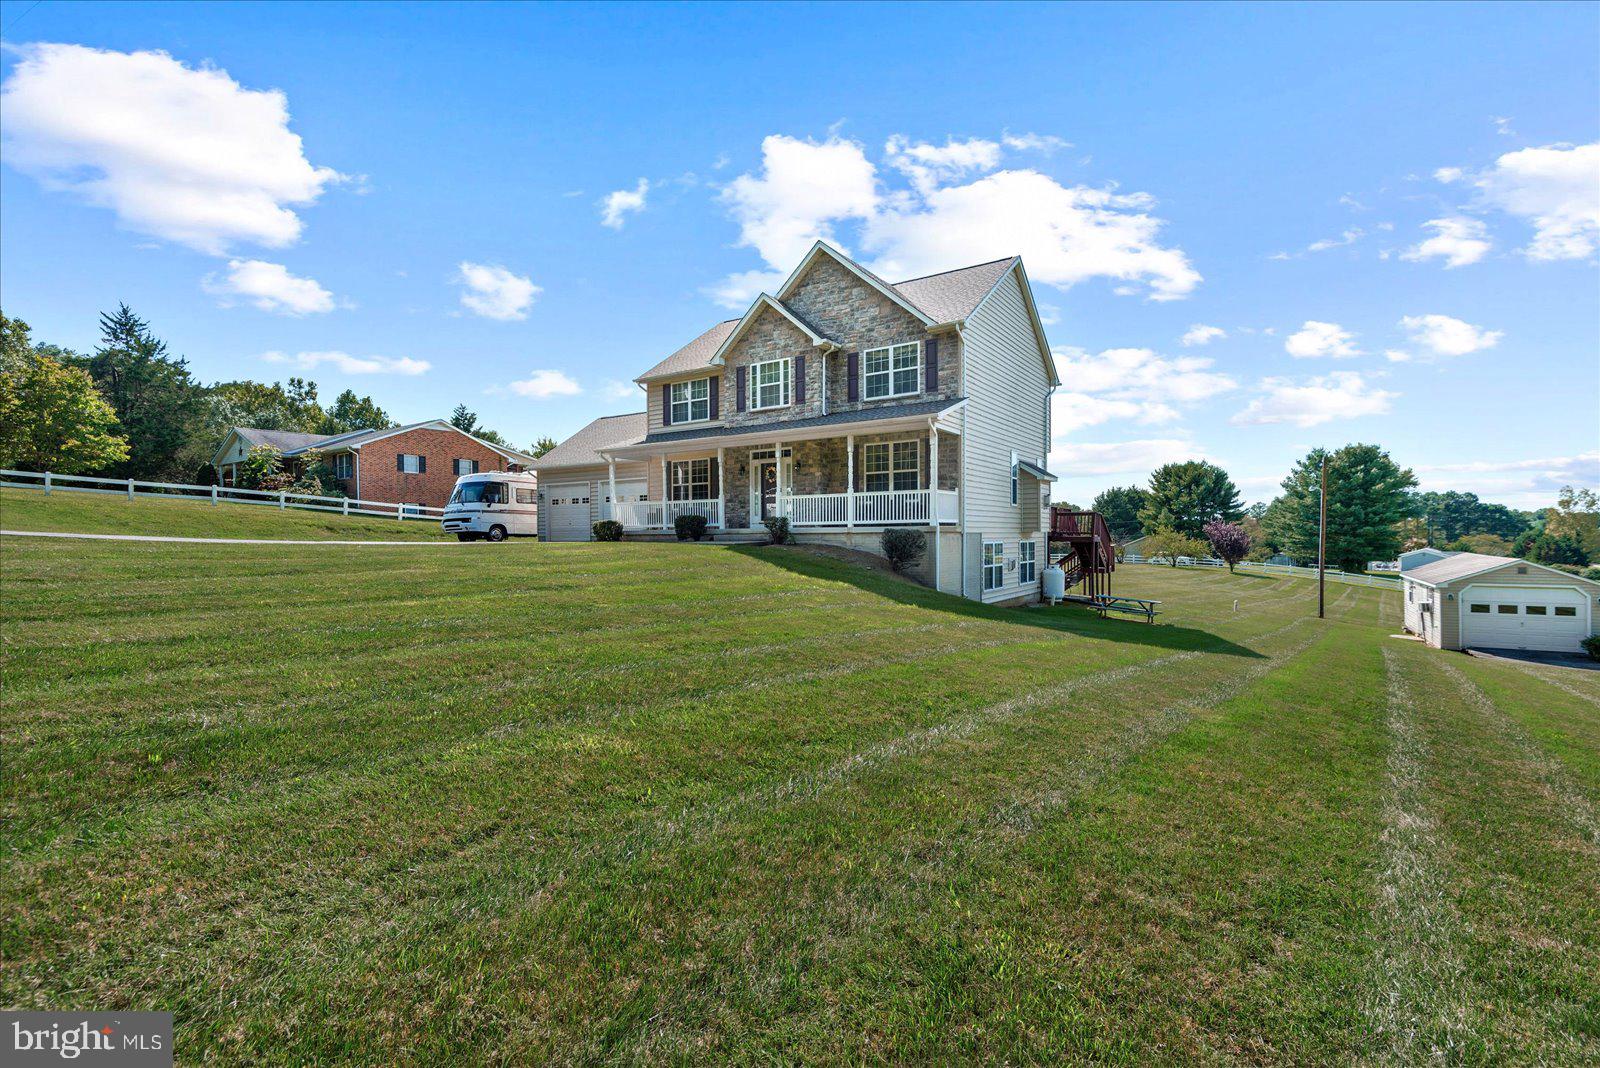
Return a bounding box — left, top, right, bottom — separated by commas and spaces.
515, 487, 535, 504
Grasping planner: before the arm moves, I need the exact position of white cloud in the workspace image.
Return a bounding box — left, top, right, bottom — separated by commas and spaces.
1180, 324, 1225, 347
1492, 116, 1516, 138
1050, 437, 1204, 478
1053, 346, 1236, 404
1414, 451, 1599, 509
507, 370, 582, 398
1052, 391, 1179, 434
1399, 216, 1491, 268
1471, 142, 1600, 261
1232, 372, 1395, 427
203, 259, 337, 315
1398, 313, 1503, 357
1384, 349, 1413, 363
1434, 166, 1465, 184
261, 350, 429, 375
1001, 132, 1071, 153
884, 135, 1002, 194
601, 379, 639, 400
1307, 228, 1365, 252
0, 43, 344, 255
599, 178, 649, 229
1284, 320, 1361, 359
455, 262, 541, 321
710, 132, 1199, 307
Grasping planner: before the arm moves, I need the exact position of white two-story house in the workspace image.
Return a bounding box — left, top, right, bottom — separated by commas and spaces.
528, 241, 1059, 605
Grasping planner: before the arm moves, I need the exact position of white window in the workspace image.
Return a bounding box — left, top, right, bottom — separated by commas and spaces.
862, 342, 921, 400
670, 378, 711, 423
1011, 465, 1018, 505
1019, 540, 1036, 584
862, 440, 920, 493
453, 458, 479, 476
670, 458, 711, 500
983, 542, 1005, 591
749, 358, 792, 410
399, 453, 423, 474
332, 453, 353, 479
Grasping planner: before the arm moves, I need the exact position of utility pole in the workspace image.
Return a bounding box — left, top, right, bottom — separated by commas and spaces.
1318, 454, 1327, 619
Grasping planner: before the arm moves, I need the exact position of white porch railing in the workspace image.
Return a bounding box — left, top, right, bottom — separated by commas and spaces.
778, 489, 958, 527
612, 499, 722, 530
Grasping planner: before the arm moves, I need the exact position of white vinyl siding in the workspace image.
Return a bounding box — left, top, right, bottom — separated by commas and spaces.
1406, 562, 1600, 650
956, 265, 1053, 561
862, 341, 921, 400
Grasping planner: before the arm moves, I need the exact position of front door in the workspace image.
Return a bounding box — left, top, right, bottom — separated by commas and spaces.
759, 462, 778, 521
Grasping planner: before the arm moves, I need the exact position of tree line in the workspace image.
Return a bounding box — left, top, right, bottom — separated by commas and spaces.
0, 306, 556, 488
1088, 447, 1597, 577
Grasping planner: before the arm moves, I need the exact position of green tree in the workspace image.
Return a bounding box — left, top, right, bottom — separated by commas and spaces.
210, 378, 325, 433
1542, 485, 1599, 561
79, 304, 204, 478
1143, 527, 1208, 566
449, 404, 479, 435
1271, 444, 1418, 574
1413, 490, 1533, 543
1445, 533, 1514, 556
1092, 485, 1148, 540
1138, 460, 1243, 536
0, 313, 130, 473
321, 389, 391, 434
238, 444, 285, 490
531, 436, 557, 458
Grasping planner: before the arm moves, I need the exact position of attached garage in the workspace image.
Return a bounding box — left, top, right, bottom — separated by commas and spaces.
1401, 552, 1600, 654
544, 483, 595, 542
525, 412, 651, 543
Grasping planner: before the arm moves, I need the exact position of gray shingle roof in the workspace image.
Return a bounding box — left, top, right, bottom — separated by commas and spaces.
234, 427, 338, 451
892, 257, 1017, 323
638, 397, 964, 446
1406, 552, 1522, 585
527, 412, 647, 470
633, 254, 1020, 384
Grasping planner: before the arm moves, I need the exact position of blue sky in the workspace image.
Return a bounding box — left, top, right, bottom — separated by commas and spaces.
2, 0, 1595, 509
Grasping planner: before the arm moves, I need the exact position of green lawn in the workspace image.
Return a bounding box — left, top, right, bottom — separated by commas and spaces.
2, 536, 1596, 1064
0, 486, 453, 540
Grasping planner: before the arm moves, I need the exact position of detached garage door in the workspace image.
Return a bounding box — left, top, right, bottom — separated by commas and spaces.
545, 484, 592, 542
1461, 585, 1589, 653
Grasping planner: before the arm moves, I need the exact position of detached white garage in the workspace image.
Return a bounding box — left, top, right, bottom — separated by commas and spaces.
1402, 552, 1600, 654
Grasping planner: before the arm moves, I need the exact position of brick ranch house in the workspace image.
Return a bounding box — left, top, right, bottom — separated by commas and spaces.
212, 419, 537, 510
530, 241, 1065, 606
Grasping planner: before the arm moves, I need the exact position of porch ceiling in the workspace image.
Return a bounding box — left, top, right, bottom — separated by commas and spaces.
605, 397, 965, 459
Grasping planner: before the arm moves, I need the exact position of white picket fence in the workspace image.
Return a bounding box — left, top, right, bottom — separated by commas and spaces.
1124, 552, 1401, 589
1, 469, 447, 521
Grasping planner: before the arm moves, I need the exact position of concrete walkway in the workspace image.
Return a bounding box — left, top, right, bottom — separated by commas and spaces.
1, 529, 467, 547
1465, 647, 1600, 672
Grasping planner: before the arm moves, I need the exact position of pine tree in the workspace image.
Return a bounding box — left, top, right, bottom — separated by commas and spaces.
1272, 444, 1418, 573
1137, 460, 1243, 536
82, 304, 203, 478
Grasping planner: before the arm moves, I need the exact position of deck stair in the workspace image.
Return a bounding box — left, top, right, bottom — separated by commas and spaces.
1047, 507, 1116, 600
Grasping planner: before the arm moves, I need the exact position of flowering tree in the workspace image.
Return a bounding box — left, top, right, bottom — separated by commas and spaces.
1203, 519, 1252, 573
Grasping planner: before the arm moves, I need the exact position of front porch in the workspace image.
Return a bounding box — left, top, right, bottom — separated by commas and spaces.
602, 420, 962, 534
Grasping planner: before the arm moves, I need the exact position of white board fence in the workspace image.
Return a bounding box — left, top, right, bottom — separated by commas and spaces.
2, 469, 446, 521
1123, 553, 1401, 589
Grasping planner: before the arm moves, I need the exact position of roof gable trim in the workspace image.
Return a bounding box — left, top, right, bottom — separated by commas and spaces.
708, 292, 841, 366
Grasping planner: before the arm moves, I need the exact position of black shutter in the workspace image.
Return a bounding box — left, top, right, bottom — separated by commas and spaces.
924, 338, 939, 393
794, 354, 806, 404
661, 383, 672, 426
709, 376, 720, 419
846, 353, 859, 401
710, 457, 720, 496
736, 366, 747, 412
418, 455, 426, 474
396, 453, 403, 472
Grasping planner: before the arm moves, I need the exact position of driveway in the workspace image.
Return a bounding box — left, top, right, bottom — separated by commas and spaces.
1465, 647, 1600, 672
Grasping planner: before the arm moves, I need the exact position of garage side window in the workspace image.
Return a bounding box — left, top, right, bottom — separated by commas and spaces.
1469, 603, 1490, 613
1554, 606, 1578, 617
1496, 604, 1518, 614
1525, 605, 1548, 616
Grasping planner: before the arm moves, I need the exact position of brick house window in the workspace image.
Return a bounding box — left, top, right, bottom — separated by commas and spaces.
333, 454, 353, 479
398, 454, 424, 474
453, 458, 479, 475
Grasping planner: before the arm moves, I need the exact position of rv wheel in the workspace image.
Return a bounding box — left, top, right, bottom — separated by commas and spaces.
486, 525, 507, 543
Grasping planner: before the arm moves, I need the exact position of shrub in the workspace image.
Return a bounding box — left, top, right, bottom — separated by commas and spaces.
674, 514, 709, 541
881, 528, 926, 572
763, 516, 791, 545
1583, 635, 1600, 663
1202, 519, 1251, 573
592, 519, 624, 541
193, 463, 220, 487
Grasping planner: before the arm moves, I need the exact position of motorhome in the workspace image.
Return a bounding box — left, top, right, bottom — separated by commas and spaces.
441, 471, 540, 541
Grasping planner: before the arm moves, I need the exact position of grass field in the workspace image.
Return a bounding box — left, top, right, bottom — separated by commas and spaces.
0, 486, 453, 540
2, 531, 1596, 1063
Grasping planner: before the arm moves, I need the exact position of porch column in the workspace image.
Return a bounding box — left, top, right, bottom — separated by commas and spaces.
607, 457, 617, 522
716, 446, 725, 529
846, 434, 855, 529
930, 423, 941, 592
773, 442, 781, 519
660, 455, 669, 529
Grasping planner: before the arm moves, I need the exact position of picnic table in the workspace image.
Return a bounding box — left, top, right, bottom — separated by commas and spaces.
1093, 595, 1161, 623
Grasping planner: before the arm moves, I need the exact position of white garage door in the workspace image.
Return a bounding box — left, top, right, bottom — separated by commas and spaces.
545, 484, 593, 542
1461, 585, 1589, 653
